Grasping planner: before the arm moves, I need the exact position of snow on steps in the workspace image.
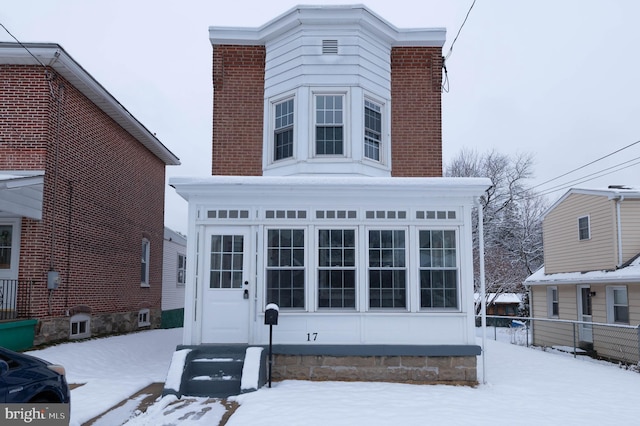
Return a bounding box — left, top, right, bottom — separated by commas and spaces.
162, 345, 266, 399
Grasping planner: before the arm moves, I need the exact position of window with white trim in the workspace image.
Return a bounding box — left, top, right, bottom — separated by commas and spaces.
177, 253, 186, 286
578, 216, 590, 240
138, 308, 151, 327
315, 94, 344, 155
547, 286, 559, 318
364, 99, 382, 161
419, 230, 458, 309
607, 286, 629, 324
210, 235, 244, 289
0, 225, 13, 270
141, 238, 150, 287
70, 313, 90, 339
368, 230, 406, 309
318, 229, 356, 309
266, 229, 305, 309
274, 98, 294, 161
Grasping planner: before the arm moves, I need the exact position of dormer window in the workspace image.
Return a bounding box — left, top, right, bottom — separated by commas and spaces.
315, 94, 344, 155
274, 98, 294, 161
364, 99, 382, 161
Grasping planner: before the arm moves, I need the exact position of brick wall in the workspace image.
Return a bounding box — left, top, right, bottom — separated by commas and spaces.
390, 47, 443, 177
212, 45, 265, 176
1, 65, 165, 342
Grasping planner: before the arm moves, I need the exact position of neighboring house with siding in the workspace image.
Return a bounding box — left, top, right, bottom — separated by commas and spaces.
162, 227, 186, 328
170, 5, 490, 389
525, 186, 640, 363
0, 42, 179, 349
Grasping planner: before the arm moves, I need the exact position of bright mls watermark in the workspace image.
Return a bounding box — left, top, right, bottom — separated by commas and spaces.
2, 404, 69, 425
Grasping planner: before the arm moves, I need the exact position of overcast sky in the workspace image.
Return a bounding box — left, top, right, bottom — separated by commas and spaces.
2, 0, 639, 234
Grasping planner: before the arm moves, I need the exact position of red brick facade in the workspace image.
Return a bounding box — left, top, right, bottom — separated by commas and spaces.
210, 46, 443, 178
390, 47, 443, 177
212, 45, 265, 176
1, 65, 165, 343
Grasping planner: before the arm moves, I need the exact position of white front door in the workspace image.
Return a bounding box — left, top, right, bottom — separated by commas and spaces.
578, 285, 593, 343
201, 228, 251, 343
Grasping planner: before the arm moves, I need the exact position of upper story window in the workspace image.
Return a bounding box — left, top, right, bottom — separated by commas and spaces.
578, 216, 590, 240
315, 94, 344, 155
274, 98, 294, 161
364, 99, 382, 162
141, 238, 150, 287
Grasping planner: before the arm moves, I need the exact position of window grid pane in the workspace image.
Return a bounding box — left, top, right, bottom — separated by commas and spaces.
613, 288, 629, 323
209, 235, 244, 289
419, 230, 458, 309
368, 230, 406, 309
267, 229, 305, 308
364, 100, 381, 161
274, 99, 294, 161
318, 230, 356, 309
315, 95, 344, 155
578, 216, 590, 240
0, 225, 12, 269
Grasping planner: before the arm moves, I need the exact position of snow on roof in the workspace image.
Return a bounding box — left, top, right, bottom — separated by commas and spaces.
474, 293, 523, 304
525, 256, 640, 286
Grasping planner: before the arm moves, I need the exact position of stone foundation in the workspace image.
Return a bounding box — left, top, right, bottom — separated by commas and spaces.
272, 354, 477, 385
33, 308, 161, 347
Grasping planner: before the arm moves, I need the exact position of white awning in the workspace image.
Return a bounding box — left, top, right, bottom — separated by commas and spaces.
0, 172, 44, 220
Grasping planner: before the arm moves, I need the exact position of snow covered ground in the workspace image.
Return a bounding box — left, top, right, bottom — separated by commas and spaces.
26, 327, 640, 425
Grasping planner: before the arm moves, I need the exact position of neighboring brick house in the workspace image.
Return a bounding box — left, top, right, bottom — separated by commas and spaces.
171, 5, 490, 389
526, 186, 640, 364
0, 42, 179, 348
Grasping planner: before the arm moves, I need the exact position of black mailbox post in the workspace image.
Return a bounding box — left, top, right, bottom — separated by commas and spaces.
264, 303, 279, 387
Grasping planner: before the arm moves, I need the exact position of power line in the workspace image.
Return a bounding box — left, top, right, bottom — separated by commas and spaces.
0, 21, 47, 68
537, 158, 640, 198
445, 0, 477, 61
442, 0, 476, 93
531, 139, 640, 190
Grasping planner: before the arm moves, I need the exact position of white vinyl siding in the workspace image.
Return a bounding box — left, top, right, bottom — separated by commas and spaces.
162, 229, 187, 311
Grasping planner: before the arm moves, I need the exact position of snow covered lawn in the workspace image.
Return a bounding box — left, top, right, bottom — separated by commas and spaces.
26, 327, 640, 425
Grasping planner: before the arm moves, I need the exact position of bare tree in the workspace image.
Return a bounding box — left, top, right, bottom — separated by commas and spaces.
445, 149, 546, 314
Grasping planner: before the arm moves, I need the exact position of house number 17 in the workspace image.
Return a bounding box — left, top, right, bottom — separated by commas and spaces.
306, 332, 318, 341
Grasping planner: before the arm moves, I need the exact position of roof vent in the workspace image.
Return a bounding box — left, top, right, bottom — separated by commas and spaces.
322, 40, 338, 54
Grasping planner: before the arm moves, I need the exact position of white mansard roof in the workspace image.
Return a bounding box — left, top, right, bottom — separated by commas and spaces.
209, 4, 446, 47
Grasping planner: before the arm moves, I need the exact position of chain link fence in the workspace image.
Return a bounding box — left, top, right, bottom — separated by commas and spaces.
478, 315, 640, 365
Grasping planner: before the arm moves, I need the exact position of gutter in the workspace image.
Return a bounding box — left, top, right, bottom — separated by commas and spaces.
612, 195, 624, 267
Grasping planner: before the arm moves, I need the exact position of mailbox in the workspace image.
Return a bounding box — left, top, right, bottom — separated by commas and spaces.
265, 303, 279, 325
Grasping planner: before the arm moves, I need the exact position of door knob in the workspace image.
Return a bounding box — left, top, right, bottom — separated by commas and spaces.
243, 289, 249, 299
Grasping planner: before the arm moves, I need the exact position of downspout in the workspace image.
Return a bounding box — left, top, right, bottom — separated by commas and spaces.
614, 196, 624, 267
475, 198, 487, 384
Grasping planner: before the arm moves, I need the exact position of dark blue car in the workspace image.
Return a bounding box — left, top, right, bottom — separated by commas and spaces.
0, 346, 70, 403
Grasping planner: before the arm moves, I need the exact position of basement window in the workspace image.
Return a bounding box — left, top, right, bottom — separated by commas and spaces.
70, 313, 91, 339
138, 308, 151, 327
